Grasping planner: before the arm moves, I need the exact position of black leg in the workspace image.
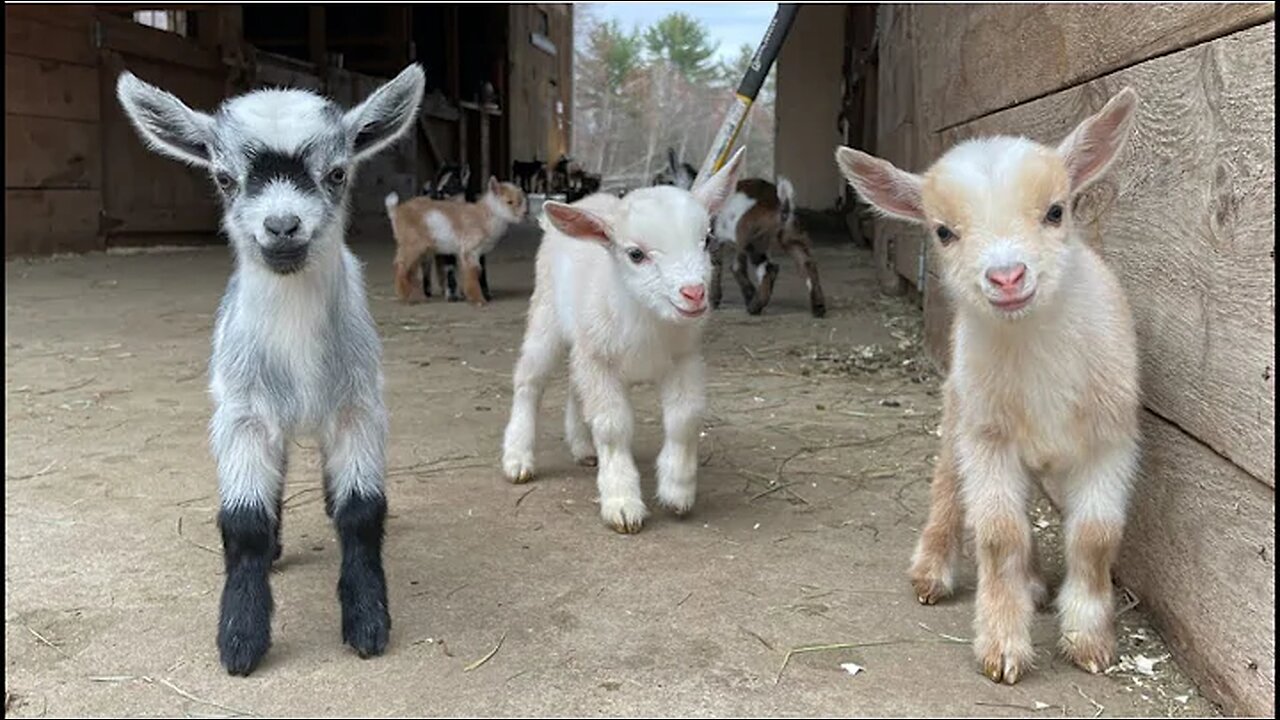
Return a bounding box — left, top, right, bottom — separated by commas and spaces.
420, 258, 432, 298
442, 255, 462, 302
334, 491, 391, 658
217, 504, 277, 676
479, 255, 492, 302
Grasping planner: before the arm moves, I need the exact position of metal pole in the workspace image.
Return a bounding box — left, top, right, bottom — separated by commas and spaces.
692, 3, 800, 187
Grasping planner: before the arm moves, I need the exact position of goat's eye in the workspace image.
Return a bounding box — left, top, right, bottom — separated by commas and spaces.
327, 167, 347, 185
935, 225, 957, 244
626, 247, 646, 264
1044, 203, 1064, 225
214, 172, 235, 191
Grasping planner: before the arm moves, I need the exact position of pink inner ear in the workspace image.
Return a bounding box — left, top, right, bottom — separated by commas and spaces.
853, 157, 923, 220
547, 205, 609, 243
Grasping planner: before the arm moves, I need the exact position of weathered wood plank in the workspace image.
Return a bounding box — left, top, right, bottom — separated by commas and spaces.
99, 53, 225, 238
4, 116, 102, 189
4, 54, 100, 122
938, 23, 1275, 486
96, 11, 222, 71
4, 189, 103, 257
915, 3, 1275, 132
5, 14, 97, 66
4, 5, 94, 31
1119, 412, 1275, 717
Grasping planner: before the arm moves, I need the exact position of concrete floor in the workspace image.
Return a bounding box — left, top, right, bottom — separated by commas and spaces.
4, 223, 1215, 717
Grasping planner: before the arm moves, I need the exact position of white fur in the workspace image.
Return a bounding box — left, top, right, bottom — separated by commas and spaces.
501, 149, 746, 532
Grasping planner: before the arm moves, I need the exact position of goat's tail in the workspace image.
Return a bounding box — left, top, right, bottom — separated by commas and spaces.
384, 192, 402, 242
776, 176, 796, 229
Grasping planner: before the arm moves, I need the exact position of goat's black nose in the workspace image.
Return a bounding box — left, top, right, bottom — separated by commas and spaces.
263, 214, 302, 240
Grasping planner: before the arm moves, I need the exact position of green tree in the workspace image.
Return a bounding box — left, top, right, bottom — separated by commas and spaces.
643, 12, 718, 80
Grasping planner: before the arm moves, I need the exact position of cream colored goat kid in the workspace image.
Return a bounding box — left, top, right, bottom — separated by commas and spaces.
501, 149, 747, 534
836, 88, 1142, 685
385, 177, 526, 305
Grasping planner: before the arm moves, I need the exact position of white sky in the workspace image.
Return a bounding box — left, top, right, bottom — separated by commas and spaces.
583, 2, 780, 64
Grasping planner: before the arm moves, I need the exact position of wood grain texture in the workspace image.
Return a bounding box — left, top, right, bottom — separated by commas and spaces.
915, 3, 1275, 132
4, 4, 94, 31
5, 189, 103, 257
5, 53, 100, 122
938, 23, 1275, 486
5, 13, 97, 66
99, 53, 225, 239
1119, 412, 1275, 717
5, 116, 101, 190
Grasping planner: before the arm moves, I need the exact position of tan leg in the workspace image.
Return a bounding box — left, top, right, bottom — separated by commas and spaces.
459, 254, 486, 306
910, 385, 965, 603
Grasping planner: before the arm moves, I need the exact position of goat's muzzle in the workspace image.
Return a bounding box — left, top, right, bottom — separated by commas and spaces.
260, 241, 310, 275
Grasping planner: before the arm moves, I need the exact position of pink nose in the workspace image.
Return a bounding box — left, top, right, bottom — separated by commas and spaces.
986, 263, 1027, 292
680, 284, 706, 305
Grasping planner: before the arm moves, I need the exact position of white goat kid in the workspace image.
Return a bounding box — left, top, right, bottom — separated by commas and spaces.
117, 64, 425, 676
835, 88, 1141, 685
501, 149, 747, 534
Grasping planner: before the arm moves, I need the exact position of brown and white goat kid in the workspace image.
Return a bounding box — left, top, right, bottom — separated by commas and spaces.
501, 149, 747, 534
836, 88, 1142, 684
709, 177, 826, 317
385, 177, 527, 305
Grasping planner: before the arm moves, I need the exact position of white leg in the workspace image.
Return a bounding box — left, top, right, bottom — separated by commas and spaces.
1056, 441, 1136, 673
570, 349, 647, 533
564, 388, 596, 466
655, 354, 705, 515
501, 298, 564, 483
959, 432, 1037, 684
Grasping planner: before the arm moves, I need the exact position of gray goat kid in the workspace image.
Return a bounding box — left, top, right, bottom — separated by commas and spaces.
116, 64, 425, 676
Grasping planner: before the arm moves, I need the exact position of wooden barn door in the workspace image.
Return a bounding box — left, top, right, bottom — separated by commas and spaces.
95, 11, 229, 247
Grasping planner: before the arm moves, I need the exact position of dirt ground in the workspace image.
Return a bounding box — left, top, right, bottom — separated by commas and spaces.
5, 222, 1217, 717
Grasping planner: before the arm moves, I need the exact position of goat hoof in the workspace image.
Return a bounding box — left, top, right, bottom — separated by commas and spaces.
978, 635, 1034, 685
909, 574, 952, 606
811, 305, 827, 318
746, 304, 765, 316
343, 607, 390, 659
1060, 630, 1115, 675
218, 627, 270, 677
576, 455, 598, 467
502, 452, 536, 483
601, 497, 648, 534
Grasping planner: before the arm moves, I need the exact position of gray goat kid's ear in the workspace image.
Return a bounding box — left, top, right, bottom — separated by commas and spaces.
834, 146, 927, 224
1057, 87, 1139, 194
692, 146, 746, 216
343, 64, 426, 163
116, 71, 216, 168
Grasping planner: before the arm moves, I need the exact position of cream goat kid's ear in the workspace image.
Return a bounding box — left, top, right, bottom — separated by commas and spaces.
692, 146, 746, 216
488, 176, 501, 195
542, 201, 612, 246
116, 71, 216, 168
1057, 87, 1139, 193
343, 63, 425, 163
834, 146, 926, 223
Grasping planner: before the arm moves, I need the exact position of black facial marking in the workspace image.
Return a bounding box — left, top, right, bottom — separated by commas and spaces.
245, 150, 318, 196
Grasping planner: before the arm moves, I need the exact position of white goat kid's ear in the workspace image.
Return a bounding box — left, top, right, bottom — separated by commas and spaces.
116, 71, 216, 168
834, 146, 926, 223
543, 201, 612, 245
1058, 87, 1139, 194
692, 146, 746, 216
343, 64, 425, 163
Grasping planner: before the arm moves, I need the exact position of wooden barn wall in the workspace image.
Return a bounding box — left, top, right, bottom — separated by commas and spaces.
507, 4, 573, 169
873, 4, 1276, 714
5, 5, 104, 257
